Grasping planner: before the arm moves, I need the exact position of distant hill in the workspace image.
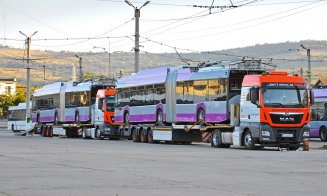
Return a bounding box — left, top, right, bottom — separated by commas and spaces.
0, 40, 326, 85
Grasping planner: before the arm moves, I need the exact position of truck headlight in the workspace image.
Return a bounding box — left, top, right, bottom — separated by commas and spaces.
262, 131, 270, 137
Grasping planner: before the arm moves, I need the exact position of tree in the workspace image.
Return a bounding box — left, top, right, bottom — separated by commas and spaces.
0, 93, 26, 118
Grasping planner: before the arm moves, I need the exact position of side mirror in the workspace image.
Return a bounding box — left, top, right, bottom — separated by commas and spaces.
250, 87, 259, 105
310, 89, 314, 105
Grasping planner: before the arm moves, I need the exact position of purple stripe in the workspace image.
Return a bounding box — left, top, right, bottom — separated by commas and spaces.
79, 115, 90, 122
176, 113, 196, 122
115, 116, 123, 123
206, 114, 227, 123
40, 116, 54, 122
310, 128, 319, 137
176, 113, 227, 123
130, 114, 156, 122
65, 116, 75, 122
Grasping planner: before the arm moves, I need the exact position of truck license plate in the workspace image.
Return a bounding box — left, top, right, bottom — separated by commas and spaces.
282, 134, 293, 137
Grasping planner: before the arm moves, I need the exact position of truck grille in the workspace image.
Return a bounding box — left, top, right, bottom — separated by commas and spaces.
270, 113, 303, 124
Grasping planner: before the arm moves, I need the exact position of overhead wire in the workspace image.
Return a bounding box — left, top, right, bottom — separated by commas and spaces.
153, 0, 326, 43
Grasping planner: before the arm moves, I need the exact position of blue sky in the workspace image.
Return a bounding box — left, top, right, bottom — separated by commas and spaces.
1, 0, 326, 53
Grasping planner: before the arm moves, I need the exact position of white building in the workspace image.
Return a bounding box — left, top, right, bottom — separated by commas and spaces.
0, 78, 17, 96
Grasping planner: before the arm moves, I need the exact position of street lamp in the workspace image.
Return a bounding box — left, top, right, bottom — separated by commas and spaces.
75, 55, 83, 81
300, 44, 311, 88
94, 45, 111, 78
19, 30, 37, 131
125, 0, 150, 73
288, 49, 300, 75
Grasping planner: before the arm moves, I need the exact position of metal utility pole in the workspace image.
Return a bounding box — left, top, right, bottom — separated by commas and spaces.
75, 55, 83, 81
125, 0, 150, 73
43, 65, 46, 85
94, 45, 110, 78
108, 40, 111, 78
19, 30, 37, 130
300, 44, 311, 88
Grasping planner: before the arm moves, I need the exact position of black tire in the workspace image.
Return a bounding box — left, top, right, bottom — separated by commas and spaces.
319, 127, 327, 142
11, 124, 15, 132
82, 127, 87, 139
49, 126, 53, 137
243, 130, 256, 150
211, 129, 224, 148
140, 128, 148, 143
156, 109, 163, 124
132, 129, 140, 142
147, 129, 154, 143
95, 127, 99, 139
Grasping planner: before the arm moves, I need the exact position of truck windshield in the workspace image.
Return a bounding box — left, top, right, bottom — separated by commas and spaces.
262, 83, 308, 108
105, 96, 115, 112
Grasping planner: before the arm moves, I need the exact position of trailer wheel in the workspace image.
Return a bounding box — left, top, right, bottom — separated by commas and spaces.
132, 129, 140, 142
140, 128, 148, 143
243, 130, 256, 150
211, 129, 224, 148
319, 127, 327, 142
49, 126, 53, 137
147, 129, 154, 143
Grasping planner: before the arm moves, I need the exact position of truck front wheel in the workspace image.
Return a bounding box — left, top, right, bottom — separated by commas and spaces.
211, 129, 224, 148
243, 130, 256, 150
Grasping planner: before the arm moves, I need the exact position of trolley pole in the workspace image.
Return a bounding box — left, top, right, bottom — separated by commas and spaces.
19, 30, 37, 131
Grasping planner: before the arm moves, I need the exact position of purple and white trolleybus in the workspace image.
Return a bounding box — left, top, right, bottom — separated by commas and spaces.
114, 64, 265, 143
310, 88, 327, 141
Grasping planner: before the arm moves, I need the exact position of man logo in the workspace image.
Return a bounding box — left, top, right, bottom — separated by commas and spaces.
280, 117, 294, 122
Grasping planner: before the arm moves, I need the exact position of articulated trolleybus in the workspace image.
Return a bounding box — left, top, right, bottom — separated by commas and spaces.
114, 62, 312, 149
310, 88, 327, 141
32, 79, 114, 138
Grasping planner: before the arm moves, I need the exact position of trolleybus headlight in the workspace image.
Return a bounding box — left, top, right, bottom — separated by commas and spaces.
262, 131, 271, 137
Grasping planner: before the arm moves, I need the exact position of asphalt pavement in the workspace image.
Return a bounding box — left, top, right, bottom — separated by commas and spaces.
1, 128, 327, 196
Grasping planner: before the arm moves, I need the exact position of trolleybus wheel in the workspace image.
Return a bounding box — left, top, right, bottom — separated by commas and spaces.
243, 130, 256, 150
197, 108, 205, 124
75, 113, 79, 123
124, 112, 129, 124
156, 109, 163, 125
319, 127, 327, 142
11, 124, 15, 132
